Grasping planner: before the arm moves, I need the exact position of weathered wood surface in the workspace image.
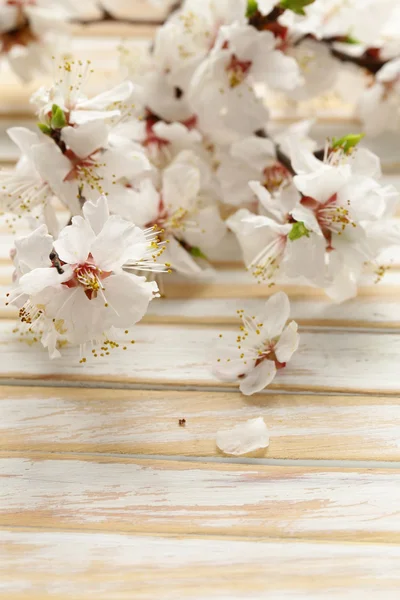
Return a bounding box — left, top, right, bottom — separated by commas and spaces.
1, 386, 400, 460
2, 454, 400, 542
0, 321, 400, 394
2, 529, 400, 600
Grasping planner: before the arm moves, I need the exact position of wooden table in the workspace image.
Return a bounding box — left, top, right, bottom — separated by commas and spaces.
2, 7, 400, 598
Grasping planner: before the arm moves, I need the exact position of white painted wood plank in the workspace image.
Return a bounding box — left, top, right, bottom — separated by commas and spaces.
2, 529, 400, 599
1, 282, 399, 328
2, 387, 400, 460
2, 455, 400, 541
0, 320, 400, 393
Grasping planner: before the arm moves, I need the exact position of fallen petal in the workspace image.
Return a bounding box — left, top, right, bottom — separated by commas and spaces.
216, 417, 269, 456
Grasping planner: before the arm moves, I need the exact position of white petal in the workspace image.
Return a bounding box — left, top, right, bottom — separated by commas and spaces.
90, 216, 148, 271
14, 225, 53, 273
78, 81, 134, 111
258, 291, 290, 339
289, 138, 324, 174
7, 127, 41, 159
61, 122, 108, 159
54, 216, 95, 265
275, 321, 300, 363
162, 236, 210, 278
239, 360, 277, 395
82, 195, 110, 236
18, 266, 72, 295
163, 162, 200, 210
101, 272, 158, 329
216, 417, 270, 456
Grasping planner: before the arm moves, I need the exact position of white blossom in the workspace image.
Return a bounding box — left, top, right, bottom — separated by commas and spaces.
213, 292, 299, 395
8, 195, 164, 359
0, 0, 74, 81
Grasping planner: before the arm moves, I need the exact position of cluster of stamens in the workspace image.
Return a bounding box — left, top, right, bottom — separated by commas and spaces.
226, 54, 252, 88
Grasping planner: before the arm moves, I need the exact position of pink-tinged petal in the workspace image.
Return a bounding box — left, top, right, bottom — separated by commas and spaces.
90, 216, 147, 271
275, 321, 299, 363
54, 216, 95, 265
258, 291, 290, 340
239, 359, 277, 395
18, 265, 72, 295
61, 122, 109, 159
14, 224, 53, 273
216, 417, 269, 456
82, 195, 109, 236
101, 272, 158, 329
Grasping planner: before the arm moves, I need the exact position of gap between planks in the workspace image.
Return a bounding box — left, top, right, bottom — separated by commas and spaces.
2, 386, 400, 461
3, 452, 400, 542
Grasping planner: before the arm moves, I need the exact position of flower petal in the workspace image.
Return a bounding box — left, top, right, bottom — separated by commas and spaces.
101, 272, 158, 329
54, 216, 96, 265
61, 121, 109, 159
258, 291, 290, 340
14, 224, 53, 273
82, 195, 110, 236
239, 359, 277, 395
275, 321, 300, 363
216, 417, 270, 456
90, 216, 148, 271
17, 266, 72, 295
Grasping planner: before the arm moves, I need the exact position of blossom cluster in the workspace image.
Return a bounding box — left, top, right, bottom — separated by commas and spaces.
1, 0, 400, 395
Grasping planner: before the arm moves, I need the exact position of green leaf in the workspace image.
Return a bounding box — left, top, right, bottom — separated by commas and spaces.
37, 123, 52, 136
189, 246, 208, 260
279, 0, 315, 15
246, 0, 258, 17
288, 221, 310, 241
51, 104, 67, 129
331, 133, 364, 154
342, 34, 361, 45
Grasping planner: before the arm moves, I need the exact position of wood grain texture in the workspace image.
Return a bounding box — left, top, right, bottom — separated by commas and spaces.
2, 529, 400, 599
1, 321, 400, 393
1, 281, 400, 328
2, 454, 400, 541
2, 386, 400, 460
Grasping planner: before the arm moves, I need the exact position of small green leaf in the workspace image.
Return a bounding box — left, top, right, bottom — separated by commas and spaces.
279, 0, 315, 15
342, 34, 361, 45
51, 105, 67, 129
331, 133, 364, 154
37, 123, 52, 136
288, 221, 310, 241
189, 246, 208, 260
246, 0, 258, 17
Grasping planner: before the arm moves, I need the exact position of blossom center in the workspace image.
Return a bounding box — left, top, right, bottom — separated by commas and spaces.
263, 163, 291, 193
226, 54, 252, 88
301, 193, 355, 248
63, 255, 111, 300
255, 344, 286, 370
